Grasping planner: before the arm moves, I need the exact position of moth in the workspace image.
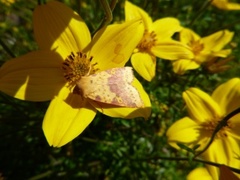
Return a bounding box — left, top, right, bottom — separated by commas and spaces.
77, 67, 144, 108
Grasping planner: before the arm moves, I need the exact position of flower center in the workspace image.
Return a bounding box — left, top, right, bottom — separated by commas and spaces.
189, 40, 204, 55
137, 30, 157, 52
62, 52, 97, 89
202, 116, 231, 139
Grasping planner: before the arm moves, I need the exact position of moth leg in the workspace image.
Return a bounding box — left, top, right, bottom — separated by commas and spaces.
73, 86, 85, 101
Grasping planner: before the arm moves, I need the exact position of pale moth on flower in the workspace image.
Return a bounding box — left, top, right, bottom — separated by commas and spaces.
77, 67, 144, 108
62, 52, 144, 108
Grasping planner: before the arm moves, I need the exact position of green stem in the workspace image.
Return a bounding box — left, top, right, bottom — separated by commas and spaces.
140, 156, 240, 174
92, 0, 118, 35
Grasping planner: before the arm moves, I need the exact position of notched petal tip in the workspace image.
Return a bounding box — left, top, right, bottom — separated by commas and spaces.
42, 93, 96, 147
125, 1, 153, 29
131, 52, 156, 81
43, 88, 96, 147
172, 59, 200, 75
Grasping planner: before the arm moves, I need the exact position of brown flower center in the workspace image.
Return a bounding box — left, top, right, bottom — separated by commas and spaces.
62, 52, 97, 89
137, 30, 157, 52
201, 116, 231, 139
189, 40, 204, 55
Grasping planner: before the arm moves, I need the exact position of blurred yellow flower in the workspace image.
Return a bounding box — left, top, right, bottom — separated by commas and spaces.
125, 1, 194, 81
187, 166, 240, 180
167, 78, 240, 179
172, 28, 234, 74
212, 0, 240, 10
187, 167, 213, 180
1, 0, 15, 6
0, 1, 151, 147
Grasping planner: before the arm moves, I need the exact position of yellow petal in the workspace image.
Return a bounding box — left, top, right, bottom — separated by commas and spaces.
202, 30, 234, 52
187, 167, 212, 180
90, 78, 151, 120
223, 2, 240, 10
89, 19, 144, 71
152, 17, 182, 41
172, 59, 200, 75
228, 114, 240, 141
167, 117, 200, 149
124, 1, 152, 30
183, 88, 223, 123
203, 137, 240, 180
180, 28, 201, 45
212, 0, 240, 10
212, 78, 240, 114
43, 86, 97, 147
0, 51, 64, 101
151, 41, 194, 60
131, 52, 156, 81
33, 1, 91, 58
211, 49, 232, 58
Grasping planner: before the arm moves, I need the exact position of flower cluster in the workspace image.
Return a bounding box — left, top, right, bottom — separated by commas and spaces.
0, 1, 240, 179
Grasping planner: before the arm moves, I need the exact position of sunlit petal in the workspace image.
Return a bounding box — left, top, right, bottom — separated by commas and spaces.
167, 117, 200, 149
124, 1, 152, 30
91, 78, 151, 120
151, 41, 194, 60
203, 137, 240, 180
34, 1, 91, 58
0, 51, 64, 101
152, 17, 182, 41
224, 2, 240, 10
228, 114, 240, 141
212, 78, 240, 114
212, 0, 240, 10
172, 59, 200, 75
202, 30, 234, 51
89, 19, 144, 71
183, 88, 223, 123
187, 167, 212, 180
211, 49, 232, 57
131, 52, 156, 81
43, 86, 97, 147
180, 28, 201, 44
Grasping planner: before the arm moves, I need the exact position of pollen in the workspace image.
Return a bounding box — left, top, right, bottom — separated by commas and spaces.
62, 52, 97, 89
189, 40, 204, 56
137, 30, 157, 52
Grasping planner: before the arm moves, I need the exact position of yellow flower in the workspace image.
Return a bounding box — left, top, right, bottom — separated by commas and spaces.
167, 78, 240, 179
125, 1, 194, 81
187, 166, 240, 180
0, 1, 151, 147
187, 167, 213, 180
211, 0, 240, 10
172, 28, 234, 74
1, 0, 15, 6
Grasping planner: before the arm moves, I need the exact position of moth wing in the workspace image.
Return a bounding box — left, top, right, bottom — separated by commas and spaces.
77, 67, 144, 108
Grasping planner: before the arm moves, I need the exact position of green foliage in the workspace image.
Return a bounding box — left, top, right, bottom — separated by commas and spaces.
0, 0, 240, 179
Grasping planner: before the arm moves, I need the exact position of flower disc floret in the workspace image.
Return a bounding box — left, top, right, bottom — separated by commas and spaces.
62, 52, 97, 89
137, 30, 157, 52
